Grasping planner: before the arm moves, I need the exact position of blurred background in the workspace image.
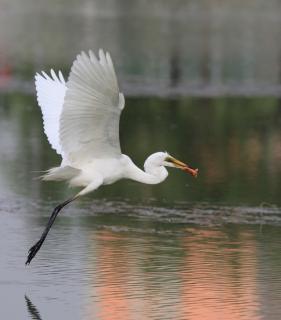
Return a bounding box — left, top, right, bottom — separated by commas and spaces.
0, 0, 281, 205
1, 1, 281, 320
1, 0, 281, 96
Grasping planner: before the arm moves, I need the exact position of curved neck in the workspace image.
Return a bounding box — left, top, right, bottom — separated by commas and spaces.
126, 158, 168, 185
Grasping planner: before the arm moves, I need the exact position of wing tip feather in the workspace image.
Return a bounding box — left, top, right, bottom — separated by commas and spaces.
35, 69, 65, 85
58, 70, 65, 83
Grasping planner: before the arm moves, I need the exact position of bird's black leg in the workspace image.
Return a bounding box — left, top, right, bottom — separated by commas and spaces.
25, 196, 77, 265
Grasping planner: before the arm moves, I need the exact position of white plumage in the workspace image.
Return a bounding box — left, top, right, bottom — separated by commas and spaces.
26, 49, 198, 265
61, 50, 125, 165
35, 69, 66, 156
36, 49, 124, 167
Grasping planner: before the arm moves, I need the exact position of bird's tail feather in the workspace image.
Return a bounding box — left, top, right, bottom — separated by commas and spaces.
40, 166, 81, 181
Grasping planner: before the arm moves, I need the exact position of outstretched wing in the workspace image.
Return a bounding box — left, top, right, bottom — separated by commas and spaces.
59, 49, 125, 165
35, 70, 66, 156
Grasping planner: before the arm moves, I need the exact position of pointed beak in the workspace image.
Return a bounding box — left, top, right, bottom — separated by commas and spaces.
170, 157, 198, 178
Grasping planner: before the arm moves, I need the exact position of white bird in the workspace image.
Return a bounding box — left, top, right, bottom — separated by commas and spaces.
26, 49, 198, 265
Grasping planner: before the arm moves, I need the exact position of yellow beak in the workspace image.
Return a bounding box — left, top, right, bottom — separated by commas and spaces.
170, 157, 198, 177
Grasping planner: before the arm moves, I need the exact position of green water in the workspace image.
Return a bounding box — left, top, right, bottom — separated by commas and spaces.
1, 94, 281, 206
1, 95, 281, 320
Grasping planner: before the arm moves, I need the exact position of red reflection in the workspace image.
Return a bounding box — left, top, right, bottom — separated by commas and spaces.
0, 59, 11, 87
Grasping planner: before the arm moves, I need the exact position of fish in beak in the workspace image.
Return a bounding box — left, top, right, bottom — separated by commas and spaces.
165, 156, 198, 177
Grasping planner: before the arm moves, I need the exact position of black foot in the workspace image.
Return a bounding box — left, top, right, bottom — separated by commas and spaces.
25, 196, 77, 266
25, 239, 44, 265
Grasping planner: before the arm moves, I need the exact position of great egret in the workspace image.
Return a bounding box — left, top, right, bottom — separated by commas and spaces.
26, 49, 198, 265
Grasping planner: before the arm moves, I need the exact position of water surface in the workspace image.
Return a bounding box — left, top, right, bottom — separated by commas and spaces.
1, 96, 281, 320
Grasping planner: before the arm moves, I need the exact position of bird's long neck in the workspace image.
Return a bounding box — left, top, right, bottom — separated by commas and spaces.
126, 157, 168, 185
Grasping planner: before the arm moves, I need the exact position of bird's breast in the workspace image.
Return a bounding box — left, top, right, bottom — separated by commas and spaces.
80, 157, 127, 185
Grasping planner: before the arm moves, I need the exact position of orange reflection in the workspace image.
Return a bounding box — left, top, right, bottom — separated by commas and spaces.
179, 229, 260, 320
86, 228, 261, 320
88, 231, 137, 320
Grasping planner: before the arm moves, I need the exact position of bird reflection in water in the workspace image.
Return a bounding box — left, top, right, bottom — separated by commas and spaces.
25, 295, 43, 320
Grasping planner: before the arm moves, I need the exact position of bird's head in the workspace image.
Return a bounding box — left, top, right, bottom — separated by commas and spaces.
145, 152, 198, 177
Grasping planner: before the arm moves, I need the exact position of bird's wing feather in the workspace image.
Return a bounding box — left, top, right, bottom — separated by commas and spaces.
35, 70, 66, 156
59, 50, 125, 165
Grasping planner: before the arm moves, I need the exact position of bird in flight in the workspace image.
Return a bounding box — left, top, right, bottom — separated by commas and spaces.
26, 49, 198, 265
